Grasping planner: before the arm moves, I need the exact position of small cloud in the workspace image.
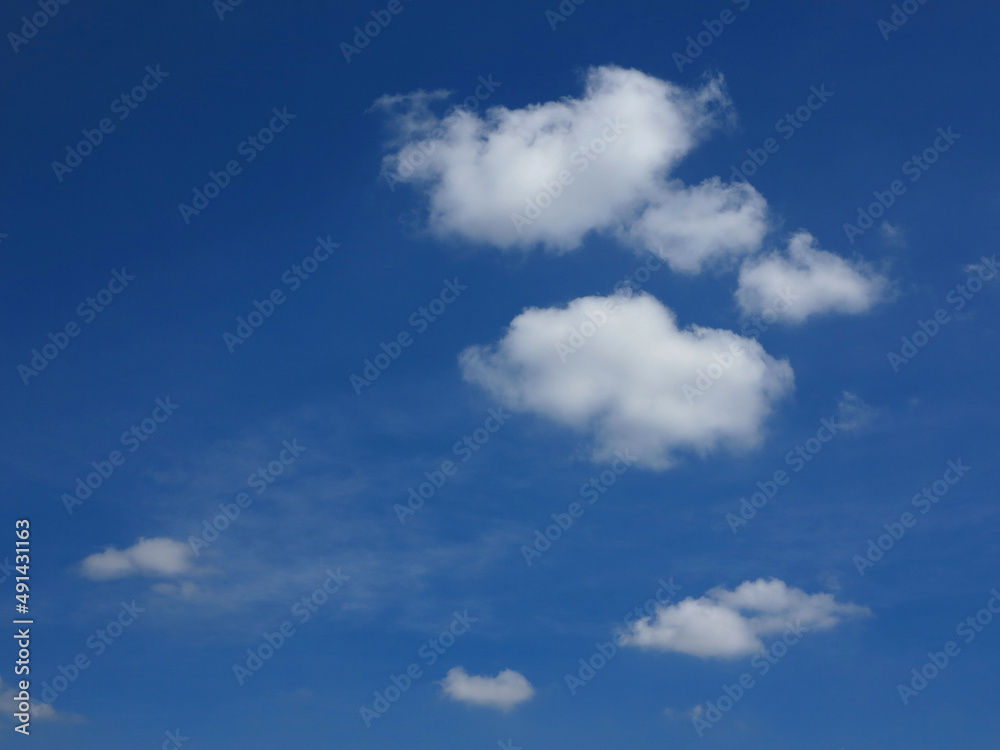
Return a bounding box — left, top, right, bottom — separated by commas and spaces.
736, 232, 891, 324
664, 704, 703, 720
621, 578, 870, 658
81, 537, 194, 580
1, 678, 84, 724
963, 255, 998, 276
150, 581, 200, 599
441, 667, 534, 710
879, 221, 906, 247
836, 391, 878, 431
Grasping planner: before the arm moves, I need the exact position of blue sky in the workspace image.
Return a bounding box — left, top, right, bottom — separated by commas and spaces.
2, 0, 1000, 747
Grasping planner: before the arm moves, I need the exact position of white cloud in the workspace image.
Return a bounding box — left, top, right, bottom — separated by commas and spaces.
441, 667, 534, 710
81, 537, 194, 580
378, 65, 768, 271
459, 291, 793, 470
736, 231, 889, 323
621, 578, 870, 658
622, 178, 769, 273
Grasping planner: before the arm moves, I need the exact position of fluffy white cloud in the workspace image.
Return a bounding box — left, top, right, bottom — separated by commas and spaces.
378, 66, 768, 271
736, 232, 889, 323
441, 667, 534, 710
81, 537, 193, 580
459, 291, 793, 469
622, 178, 769, 272
621, 578, 870, 658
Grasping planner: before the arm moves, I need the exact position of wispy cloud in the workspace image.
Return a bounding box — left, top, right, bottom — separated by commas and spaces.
80, 537, 195, 580
621, 578, 870, 658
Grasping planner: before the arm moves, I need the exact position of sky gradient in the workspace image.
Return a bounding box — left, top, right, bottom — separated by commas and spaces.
2, 1, 999, 748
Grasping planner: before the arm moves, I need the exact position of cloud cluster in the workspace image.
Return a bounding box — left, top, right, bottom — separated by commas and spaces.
460, 292, 793, 469
380, 66, 891, 307
621, 578, 870, 658
441, 667, 534, 710
377, 66, 895, 469
736, 232, 890, 323
379, 65, 767, 271
81, 537, 193, 580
